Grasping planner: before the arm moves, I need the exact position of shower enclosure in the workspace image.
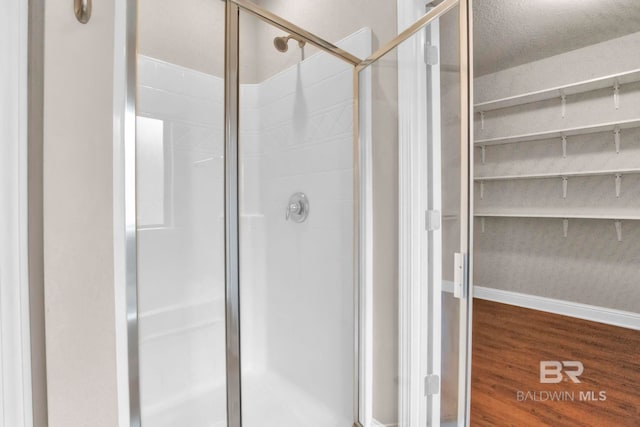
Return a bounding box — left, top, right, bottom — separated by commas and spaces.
126, 0, 472, 426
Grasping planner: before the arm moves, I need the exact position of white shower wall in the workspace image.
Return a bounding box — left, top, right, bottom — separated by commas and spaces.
137, 55, 227, 425
136, 28, 371, 425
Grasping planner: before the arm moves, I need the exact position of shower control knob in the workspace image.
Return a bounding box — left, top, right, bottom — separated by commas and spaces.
285, 192, 309, 223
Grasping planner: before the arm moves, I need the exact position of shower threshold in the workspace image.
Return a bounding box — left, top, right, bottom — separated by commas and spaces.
142, 371, 350, 427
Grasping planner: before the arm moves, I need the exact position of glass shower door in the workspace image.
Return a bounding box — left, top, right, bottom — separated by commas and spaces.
234, 6, 366, 427
356, 1, 472, 426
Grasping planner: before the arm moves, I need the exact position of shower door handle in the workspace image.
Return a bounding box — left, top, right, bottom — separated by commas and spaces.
453, 252, 467, 299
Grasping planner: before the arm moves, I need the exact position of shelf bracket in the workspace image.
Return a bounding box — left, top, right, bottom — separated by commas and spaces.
615, 174, 622, 198
614, 81, 620, 110
480, 181, 484, 200
480, 111, 485, 130
562, 177, 568, 199
563, 218, 569, 238
481, 217, 485, 233
481, 145, 486, 164
615, 220, 622, 242
561, 135, 567, 158
561, 93, 567, 118
614, 127, 621, 154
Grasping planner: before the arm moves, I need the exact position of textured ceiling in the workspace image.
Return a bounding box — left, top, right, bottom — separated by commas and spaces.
474, 0, 640, 76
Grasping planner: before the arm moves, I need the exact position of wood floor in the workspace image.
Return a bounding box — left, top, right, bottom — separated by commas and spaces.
470, 299, 640, 427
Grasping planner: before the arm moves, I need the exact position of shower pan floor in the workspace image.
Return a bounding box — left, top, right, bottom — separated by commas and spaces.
142, 371, 350, 427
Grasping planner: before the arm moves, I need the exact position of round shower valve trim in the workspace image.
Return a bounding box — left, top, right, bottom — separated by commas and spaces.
285, 192, 309, 223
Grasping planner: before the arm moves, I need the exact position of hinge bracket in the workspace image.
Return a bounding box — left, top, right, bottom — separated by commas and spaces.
426, 210, 441, 231
425, 374, 440, 396
425, 42, 439, 66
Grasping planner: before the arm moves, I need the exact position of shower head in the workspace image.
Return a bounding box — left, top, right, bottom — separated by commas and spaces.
273, 34, 306, 53
273, 35, 291, 52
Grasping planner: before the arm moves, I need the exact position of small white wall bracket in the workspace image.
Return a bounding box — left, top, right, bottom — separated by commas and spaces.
480, 181, 485, 200
563, 218, 569, 238
481, 145, 486, 164
562, 177, 568, 199
561, 135, 567, 158
424, 42, 439, 66
426, 210, 441, 231
424, 374, 440, 396
480, 111, 485, 130
614, 128, 621, 154
615, 220, 622, 242
614, 81, 620, 110
615, 174, 622, 198
561, 93, 567, 118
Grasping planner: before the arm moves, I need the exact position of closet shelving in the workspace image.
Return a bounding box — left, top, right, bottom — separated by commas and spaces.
474, 68, 640, 113
474, 211, 640, 221
474, 118, 640, 147
474, 69, 640, 239
475, 168, 640, 182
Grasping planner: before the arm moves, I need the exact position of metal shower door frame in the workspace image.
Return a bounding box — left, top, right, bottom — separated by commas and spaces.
223, 1, 472, 427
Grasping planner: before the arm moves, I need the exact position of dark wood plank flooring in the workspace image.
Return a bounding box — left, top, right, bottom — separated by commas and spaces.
471, 299, 640, 426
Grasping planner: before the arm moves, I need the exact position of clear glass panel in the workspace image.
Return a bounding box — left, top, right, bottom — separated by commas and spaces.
361, 4, 466, 426
439, 7, 464, 426
136, 0, 227, 425
238, 10, 363, 427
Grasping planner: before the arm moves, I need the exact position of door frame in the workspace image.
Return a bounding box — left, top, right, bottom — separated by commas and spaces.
394, 0, 474, 426
0, 0, 34, 425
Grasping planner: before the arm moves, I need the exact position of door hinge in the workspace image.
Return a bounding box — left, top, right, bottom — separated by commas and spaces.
424, 42, 439, 66
425, 374, 440, 396
426, 210, 441, 231
453, 252, 467, 299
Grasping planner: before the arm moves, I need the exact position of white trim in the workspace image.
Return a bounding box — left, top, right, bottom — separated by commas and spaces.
397, 1, 434, 425
113, 0, 131, 424
424, 16, 443, 427
474, 286, 640, 331
0, 0, 33, 425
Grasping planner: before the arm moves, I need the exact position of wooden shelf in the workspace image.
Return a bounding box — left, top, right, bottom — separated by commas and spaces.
474, 69, 640, 112
475, 119, 640, 147
474, 210, 640, 221
475, 168, 640, 182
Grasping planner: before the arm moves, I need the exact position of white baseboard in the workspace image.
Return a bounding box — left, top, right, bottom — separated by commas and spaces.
474, 286, 640, 331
